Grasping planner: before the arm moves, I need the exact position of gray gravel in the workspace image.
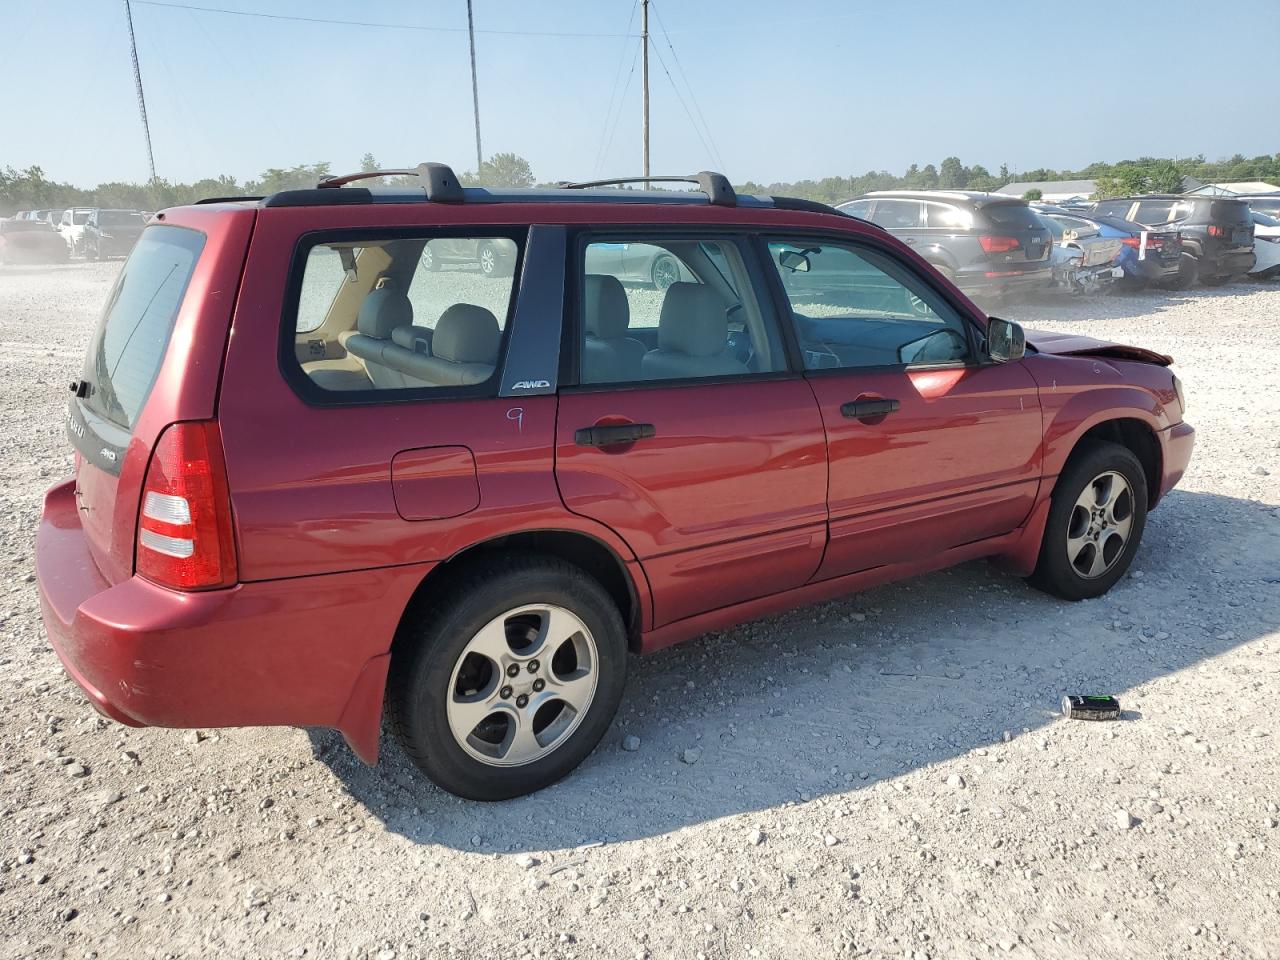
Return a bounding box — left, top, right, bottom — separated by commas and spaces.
1, 261, 1278, 959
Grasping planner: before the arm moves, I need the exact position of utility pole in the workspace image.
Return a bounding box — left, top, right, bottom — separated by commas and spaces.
466, 0, 483, 178
122, 0, 157, 182
641, 0, 649, 179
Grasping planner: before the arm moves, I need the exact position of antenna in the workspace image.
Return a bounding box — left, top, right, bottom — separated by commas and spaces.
641, 0, 650, 179
122, 0, 157, 182
466, 0, 483, 177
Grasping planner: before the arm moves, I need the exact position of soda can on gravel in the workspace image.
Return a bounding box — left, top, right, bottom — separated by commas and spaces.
1061, 695, 1121, 721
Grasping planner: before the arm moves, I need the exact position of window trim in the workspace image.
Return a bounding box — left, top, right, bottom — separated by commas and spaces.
754, 230, 988, 377
278, 225, 528, 407
562, 226, 800, 392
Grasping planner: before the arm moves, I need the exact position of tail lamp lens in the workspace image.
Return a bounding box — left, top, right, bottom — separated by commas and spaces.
979, 235, 1020, 254
136, 420, 237, 590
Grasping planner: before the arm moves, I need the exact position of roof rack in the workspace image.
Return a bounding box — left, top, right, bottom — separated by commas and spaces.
317, 162, 465, 203
558, 171, 737, 207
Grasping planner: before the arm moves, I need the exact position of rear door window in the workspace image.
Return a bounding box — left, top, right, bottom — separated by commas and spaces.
80, 225, 206, 430
870, 199, 923, 229
924, 202, 972, 229
1132, 200, 1177, 225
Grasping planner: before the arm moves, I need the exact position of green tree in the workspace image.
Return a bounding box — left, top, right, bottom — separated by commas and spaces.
919, 164, 939, 189
465, 152, 535, 188
1146, 159, 1182, 193
1022, 188, 1042, 201
939, 156, 967, 189
359, 153, 380, 173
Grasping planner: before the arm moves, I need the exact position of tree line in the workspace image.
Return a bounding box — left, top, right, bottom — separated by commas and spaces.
3, 150, 1277, 216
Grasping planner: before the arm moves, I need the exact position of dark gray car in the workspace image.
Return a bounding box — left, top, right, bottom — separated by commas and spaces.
838, 191, 1053, 300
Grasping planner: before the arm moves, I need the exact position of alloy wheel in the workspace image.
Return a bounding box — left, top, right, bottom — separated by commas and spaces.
651, 256, 679, 290
1066, 470, 1134, 579
445, 604, 598, 767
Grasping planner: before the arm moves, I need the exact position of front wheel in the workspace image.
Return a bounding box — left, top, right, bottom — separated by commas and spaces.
1028, 440, 1148, 601
387, 556, 628, 800
651, 254, 680, 290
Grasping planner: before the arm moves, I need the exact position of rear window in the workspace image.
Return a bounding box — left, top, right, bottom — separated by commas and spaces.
980, 202, 1042, 229
80, 225, 205, 430
1, 219, 52, 233
72, 211, 90, 225
101, 210, 144, 227
1210, 200, 1250, 223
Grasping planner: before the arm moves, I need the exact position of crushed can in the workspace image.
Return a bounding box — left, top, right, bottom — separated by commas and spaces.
1061, 694, 1121, 721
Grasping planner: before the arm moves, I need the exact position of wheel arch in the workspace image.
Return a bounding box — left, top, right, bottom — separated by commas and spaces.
1063, 416, 1162, 509
392, 528, 648, 657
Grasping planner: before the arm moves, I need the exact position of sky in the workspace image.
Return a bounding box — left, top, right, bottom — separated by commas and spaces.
4, 0, 1278, 188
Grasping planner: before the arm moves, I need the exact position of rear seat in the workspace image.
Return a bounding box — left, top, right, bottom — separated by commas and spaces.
381, 303, 500, 386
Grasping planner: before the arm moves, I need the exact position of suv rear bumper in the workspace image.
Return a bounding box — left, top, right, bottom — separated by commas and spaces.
35, 478, 428, 762
1202, 249, 1256, 278
957, 265, 1053, 296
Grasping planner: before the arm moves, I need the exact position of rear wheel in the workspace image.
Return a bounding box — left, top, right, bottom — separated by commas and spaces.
1200, 273, 1231, 286
387, 556, 628, 800
1028, 440, 1148, 601
1161, 253, 1198, 290
420, 244, 438, 272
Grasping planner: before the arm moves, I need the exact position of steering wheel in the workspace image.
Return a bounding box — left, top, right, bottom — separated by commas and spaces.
725, 303, 758, 369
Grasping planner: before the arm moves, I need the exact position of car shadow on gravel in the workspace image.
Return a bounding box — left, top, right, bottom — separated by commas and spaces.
307, 487, 1278, 852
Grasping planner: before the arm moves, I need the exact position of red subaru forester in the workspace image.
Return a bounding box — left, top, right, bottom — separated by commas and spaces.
36, 165, 1194, 799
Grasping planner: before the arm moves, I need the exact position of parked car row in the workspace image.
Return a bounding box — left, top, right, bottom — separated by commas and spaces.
1, 207, 148, 263
836, 190, 1279, 298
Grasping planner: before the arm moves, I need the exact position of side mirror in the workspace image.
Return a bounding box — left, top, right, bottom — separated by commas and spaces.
986, 317, 1025, 363
777, 250, 811, 273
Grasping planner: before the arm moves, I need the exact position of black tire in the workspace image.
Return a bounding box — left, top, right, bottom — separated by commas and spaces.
651, 254, 680, 290
1199, 273, 1231, 287
1160, 254, 1198, 290
387, 555, 628, 800
421, 244, 439, 272
1027, 440, 1148, 601
478, 241, 511, 279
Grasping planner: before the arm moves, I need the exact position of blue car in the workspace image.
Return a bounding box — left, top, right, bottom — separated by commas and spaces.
1032, 205, 1185, 289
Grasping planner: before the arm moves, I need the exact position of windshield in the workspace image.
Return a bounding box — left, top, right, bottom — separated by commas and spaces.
80, 225, 206, 430
72, 211, 90, 225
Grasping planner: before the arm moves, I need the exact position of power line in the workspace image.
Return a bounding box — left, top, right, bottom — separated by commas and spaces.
649, 1, 725, 172
593, 0, 640, 177
646, 29, 720, 174
599, 44, 642, 179
132, 0, 638, 38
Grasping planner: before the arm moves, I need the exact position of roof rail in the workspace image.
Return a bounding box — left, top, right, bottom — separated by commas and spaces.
194, 195, 265, 205
559, 171, 737, 207
315, 162, 465, 203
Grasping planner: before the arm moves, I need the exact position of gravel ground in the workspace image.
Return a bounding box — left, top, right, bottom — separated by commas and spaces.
1, 261, 1278, 960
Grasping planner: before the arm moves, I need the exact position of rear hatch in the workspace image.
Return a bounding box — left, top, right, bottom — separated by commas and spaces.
976, 201, 1053, 269
98, 211, 147, 246
1208, 199, 1254, 250
67, 224, 208, 584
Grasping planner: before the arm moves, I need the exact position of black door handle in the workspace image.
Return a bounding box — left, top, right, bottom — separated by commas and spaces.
841, 398, 900, 419
574, 423, 656, 447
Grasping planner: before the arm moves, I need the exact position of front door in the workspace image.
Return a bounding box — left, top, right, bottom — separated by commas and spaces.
762, 235, 1043, 581
555, 232, 829, 628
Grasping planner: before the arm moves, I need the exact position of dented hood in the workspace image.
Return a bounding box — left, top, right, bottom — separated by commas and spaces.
1024, 329, 1173, 366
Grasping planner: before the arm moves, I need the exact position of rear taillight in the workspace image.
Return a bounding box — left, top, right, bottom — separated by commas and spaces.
979, 235, 1020, 254
1122, 234, 1164, 250
136, 420, 237, 590
1207, 225, 1226, 238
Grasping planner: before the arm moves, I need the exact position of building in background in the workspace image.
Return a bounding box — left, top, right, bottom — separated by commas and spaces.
995, 179, 1098, 204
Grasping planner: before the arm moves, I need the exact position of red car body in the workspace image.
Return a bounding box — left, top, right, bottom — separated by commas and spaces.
36, 188, 1194, 767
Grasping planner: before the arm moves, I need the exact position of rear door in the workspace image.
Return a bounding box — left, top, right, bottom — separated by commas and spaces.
761, 234, 1042, 580
555, 231, 828, 627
